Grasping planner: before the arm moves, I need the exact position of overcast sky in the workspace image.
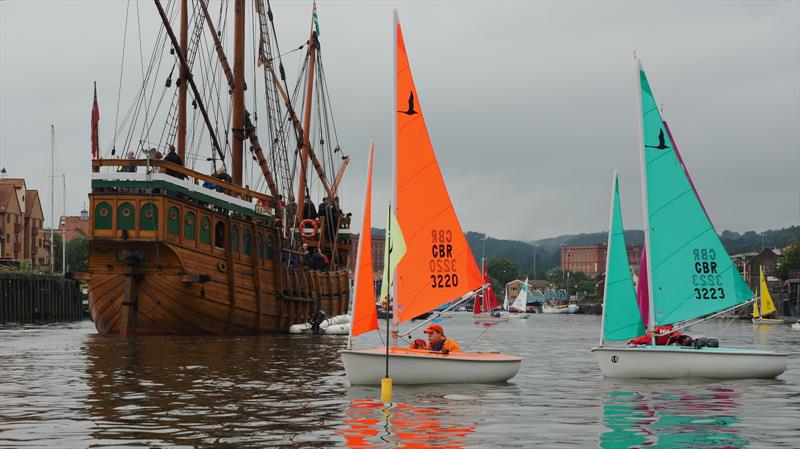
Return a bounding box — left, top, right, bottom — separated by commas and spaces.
1, 1, 798, 240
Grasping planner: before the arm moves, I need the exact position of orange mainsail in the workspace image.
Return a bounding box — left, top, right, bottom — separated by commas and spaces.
350, 143, 378, 337
394, 19, 483, 323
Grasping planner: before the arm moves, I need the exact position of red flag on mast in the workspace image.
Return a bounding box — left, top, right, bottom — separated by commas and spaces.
91, 82, 99, 158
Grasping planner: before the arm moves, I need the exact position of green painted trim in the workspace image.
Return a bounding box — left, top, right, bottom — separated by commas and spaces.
91, 179, 272, 221
140, 203, 158, 231
243, 229, 251, 256
200, 216, 211, 244
167, 206, 180, 236
117, 202, 135, 230
184, 211, 196, 240
231, 225, 239, 252
94, 202, 112, 230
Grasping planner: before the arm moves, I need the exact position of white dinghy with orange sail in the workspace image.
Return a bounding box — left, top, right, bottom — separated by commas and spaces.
340, 14, 521, 385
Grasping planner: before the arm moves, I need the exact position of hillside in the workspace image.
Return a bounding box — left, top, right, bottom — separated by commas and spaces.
465, 226, 800, 278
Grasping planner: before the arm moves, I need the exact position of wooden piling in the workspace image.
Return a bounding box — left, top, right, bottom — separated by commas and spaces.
0, 273, 82, 323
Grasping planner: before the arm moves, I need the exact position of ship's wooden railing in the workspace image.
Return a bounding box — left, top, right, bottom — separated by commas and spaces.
92, 159, 275, 206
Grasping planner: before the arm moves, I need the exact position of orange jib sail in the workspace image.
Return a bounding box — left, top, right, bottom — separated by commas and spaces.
394, 20, 483, 323
350, 143, 378, 336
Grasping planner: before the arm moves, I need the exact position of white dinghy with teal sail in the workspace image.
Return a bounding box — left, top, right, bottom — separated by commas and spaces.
591, 63, 788, 379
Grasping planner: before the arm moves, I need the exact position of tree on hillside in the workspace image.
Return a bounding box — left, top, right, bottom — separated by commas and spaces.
486, 257, 518, 287
777, 243, 800, 280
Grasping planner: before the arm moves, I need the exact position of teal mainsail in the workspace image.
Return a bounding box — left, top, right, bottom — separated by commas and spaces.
639, 64, 753, 325
602, 173, 645, 341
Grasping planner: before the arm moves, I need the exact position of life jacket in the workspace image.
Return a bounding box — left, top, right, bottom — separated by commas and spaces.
429, 338, 460, 354
629, 325, 683, 346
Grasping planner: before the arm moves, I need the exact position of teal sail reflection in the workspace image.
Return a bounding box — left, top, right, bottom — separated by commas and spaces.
599, 388, 748, 448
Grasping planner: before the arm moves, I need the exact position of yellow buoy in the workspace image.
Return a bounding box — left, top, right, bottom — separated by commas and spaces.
380, 377, 393, 403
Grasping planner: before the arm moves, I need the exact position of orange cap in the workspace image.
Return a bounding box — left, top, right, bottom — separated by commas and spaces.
423, 323, 445, 335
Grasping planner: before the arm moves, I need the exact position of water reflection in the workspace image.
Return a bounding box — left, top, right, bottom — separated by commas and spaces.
599, 386, 748, 449
339, 388, 482, 448
83, 333, 349, 447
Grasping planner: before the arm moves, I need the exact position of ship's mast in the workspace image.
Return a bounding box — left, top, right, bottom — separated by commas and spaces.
231, 0, 246, 186
295, 3, 318, 225
176, 0, 188, 160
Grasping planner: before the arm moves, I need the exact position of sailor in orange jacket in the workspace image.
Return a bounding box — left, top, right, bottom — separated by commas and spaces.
409, 323, 461, 354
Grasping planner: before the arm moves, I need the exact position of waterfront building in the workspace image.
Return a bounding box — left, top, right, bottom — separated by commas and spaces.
59, 207, 90, 243
560, 243, 641, 277
348, 231, 385, 278
0, 178, 50, 270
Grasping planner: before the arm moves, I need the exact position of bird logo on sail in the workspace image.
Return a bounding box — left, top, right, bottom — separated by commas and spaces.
645, 128, 671, 150
398, 91, 418, 115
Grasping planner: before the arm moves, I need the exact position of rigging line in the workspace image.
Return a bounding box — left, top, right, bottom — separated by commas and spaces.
135, 0, 148, 129
315, 60, 335, 177
125, 0, 174, 154
128, 0, 177, 155
318, 55, 344, 155
265, 0, 294, 103
111, 0, 131, 153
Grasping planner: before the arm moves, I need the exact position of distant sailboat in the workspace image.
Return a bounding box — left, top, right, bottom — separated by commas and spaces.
473, 270, 508, 323
508, 278, 531, 319
591, 61, 787, 379
340, 13, 521, 385
752, 266, 784, 324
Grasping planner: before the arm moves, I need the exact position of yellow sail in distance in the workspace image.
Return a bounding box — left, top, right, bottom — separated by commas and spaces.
753, 266, 777, 318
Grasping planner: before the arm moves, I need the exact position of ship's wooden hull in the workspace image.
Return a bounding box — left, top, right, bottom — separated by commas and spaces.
88, 240, 349, 335
85, 183, 351, 336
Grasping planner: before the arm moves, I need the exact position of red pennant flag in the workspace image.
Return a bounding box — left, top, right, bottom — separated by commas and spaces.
91, 82, 100, 158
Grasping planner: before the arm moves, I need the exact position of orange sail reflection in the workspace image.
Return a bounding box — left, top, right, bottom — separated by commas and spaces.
394, 19, 483, 323
351, 143, 378, 337
339, 398, 475, 448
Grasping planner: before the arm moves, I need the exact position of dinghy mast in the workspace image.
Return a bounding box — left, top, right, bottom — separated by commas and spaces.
635, 57, 657, 345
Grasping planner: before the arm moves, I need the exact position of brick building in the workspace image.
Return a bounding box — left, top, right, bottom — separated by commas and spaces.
59, 208, 90, 242
560, 243, 641, 277
0, 178, 51, 270
348, 231, 386, 278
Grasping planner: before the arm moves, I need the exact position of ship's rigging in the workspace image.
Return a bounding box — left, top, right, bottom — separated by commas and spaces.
104, 0, 349, 243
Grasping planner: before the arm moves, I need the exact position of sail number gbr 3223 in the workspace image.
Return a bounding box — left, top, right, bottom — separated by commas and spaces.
430, 229, 458, 288
692, 248, 725, 300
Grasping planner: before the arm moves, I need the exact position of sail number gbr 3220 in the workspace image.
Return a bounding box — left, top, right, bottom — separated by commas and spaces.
692, 248, 725, 300
430, 229, 459, 288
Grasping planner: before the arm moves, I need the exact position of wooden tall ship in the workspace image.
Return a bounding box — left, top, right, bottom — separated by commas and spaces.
81, 0, 352, 335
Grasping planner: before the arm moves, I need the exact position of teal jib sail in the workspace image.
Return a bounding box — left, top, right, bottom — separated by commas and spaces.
639, 64, 753, 325
603, 174, 645, 341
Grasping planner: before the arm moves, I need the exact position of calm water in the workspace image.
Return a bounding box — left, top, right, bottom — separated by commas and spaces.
1, 314, 798, 448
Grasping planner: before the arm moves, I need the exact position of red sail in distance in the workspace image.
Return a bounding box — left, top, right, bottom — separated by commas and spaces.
91, 82, 100, 159
474, 270, 498, 315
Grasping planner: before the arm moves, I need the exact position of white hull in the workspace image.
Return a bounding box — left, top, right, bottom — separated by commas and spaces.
288, 314, 351, 334
323, 323, 350, 335
340, 348, 522, 385
791, 322, 800, 330
542, 304, 579, 314
591, 346, 788, 379
507, 313, 530, 319
472, 313, 508, 323
752, 318, 785, 325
